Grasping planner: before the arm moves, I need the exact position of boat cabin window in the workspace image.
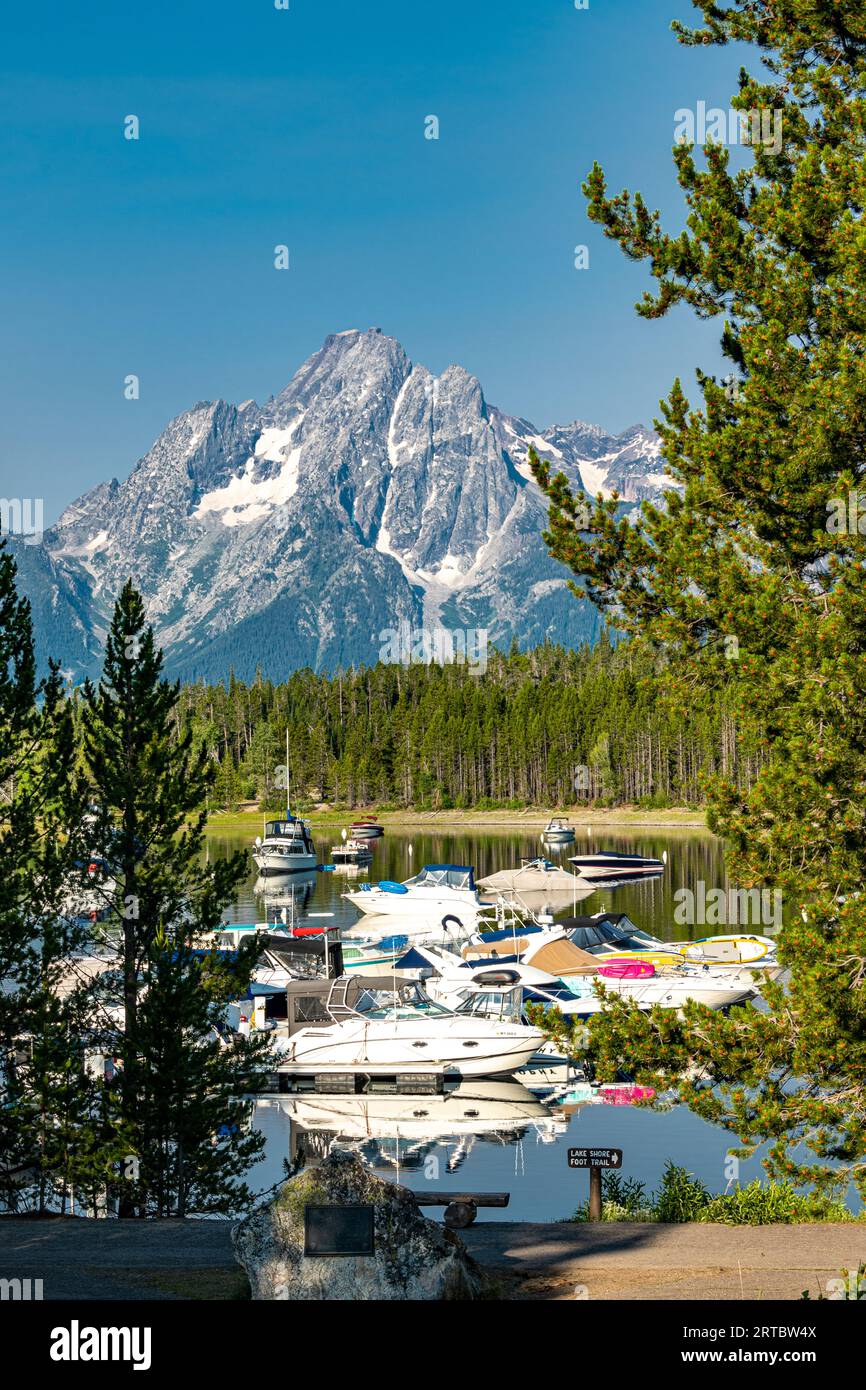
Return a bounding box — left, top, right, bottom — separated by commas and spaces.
291, 995, 332, 1024
456, 988, 522, 1022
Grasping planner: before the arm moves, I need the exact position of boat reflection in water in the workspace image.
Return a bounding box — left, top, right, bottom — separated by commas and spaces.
259, 1079, 568, 1173
253, 871, 318, 916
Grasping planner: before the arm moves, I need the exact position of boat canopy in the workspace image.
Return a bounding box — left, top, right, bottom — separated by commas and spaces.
473, 923, 544, 945
408, 865, 476, 891
562, 914, 665, 954
522, 935, 601, 976
264, 819, 306, 837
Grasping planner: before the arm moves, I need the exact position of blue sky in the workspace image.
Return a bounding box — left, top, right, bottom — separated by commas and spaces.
0, 0, 755, 523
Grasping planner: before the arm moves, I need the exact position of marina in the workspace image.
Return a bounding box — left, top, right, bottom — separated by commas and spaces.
199, 823, 805, 1221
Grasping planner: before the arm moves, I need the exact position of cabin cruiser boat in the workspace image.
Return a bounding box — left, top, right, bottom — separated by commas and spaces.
253, 814, 317, 874
270, 976, 543, 1078
349, 818, 384, 840
567, 850, 665, 881
542, 818, 575, 844
339, 893, 540, 965
343, 863, 487, 929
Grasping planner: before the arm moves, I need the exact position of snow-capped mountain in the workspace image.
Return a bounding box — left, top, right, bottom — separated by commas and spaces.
14, 329, 670, 681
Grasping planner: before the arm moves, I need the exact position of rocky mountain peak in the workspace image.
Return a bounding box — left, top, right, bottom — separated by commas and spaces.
23, 330, 666, 681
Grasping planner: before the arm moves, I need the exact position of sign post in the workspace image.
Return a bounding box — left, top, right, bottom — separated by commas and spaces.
567, 1148, 623, 1222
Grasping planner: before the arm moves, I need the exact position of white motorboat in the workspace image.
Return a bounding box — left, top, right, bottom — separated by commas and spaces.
271, 976, 543, 1078
343, 863, 487, 929
59, 855, 117, 925
253, 814, 317, 874
453, 930, 759, 1012
541, 818, 575, 844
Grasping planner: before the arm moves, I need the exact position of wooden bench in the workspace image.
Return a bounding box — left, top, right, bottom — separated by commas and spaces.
414, 1190, 510, 1228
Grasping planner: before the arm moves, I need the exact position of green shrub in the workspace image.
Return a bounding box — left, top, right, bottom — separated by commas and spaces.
701, 1180, 852, 1225
653, 1162, 711, 1221
567, 1162, 855, 1225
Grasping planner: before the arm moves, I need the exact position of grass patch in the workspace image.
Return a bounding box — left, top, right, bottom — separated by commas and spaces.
87, 1265, 251, 1300
567, 1162, 858, 1225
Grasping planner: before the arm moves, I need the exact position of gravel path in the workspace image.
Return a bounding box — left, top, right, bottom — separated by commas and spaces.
0, 1217, 861, 1301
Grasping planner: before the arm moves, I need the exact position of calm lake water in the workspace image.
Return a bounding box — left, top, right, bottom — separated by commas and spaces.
207, 825, 790, 1220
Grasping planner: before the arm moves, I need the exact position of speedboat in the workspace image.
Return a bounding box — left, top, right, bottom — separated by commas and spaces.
568, 850, 665, 881
349, 818, 384, 840
253, 814, 317, 874
270, 976, 544, 1078
343, 863, 487, 929
542, 818, 575, 844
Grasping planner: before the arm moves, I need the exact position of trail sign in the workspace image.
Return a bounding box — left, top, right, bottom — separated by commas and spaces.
567, 1147, 623, 1169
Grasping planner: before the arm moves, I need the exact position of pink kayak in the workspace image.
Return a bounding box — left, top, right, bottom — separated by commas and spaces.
597, 959, 655, 979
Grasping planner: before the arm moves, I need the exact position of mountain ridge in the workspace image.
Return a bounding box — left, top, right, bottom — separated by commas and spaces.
14, 328, 670, 681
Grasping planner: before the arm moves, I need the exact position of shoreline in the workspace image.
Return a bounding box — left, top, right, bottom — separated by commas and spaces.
203, 806, 710, 833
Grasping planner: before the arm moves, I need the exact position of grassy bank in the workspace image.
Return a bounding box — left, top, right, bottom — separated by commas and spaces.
203, 805, 710, 834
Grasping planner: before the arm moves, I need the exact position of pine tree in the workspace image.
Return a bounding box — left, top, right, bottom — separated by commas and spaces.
0, 540, 110, 1211
82, 582, 268, 1216
530, 3, 866, 1194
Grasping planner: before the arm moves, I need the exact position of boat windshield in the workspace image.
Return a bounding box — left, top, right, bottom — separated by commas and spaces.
455, 987, 522, 1022
353, 983, 456, 1020
568, 919, 667, 954
406, 865, 475, 891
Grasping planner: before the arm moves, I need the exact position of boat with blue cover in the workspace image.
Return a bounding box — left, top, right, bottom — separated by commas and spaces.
343, 863, 487, 929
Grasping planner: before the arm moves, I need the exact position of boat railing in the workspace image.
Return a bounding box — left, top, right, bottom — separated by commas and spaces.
325, 976, 362, 1022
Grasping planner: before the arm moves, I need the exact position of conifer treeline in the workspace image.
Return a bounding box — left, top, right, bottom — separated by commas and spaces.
176, 636, 761, 810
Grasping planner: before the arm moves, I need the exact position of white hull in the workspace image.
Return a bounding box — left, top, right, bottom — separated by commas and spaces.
274, 1019, 542, 1078
266, 1080, 554, 1136
565, 974, 755, 1012
343, 890, 483, 925
254, 848, 318, 874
